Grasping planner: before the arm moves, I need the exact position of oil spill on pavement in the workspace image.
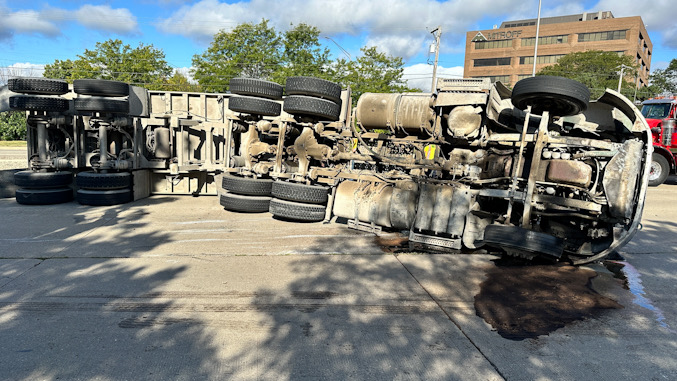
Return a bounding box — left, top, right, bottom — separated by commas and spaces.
603, 260, 675, 333
376, 234, 410, 253
474, 259, 622, 340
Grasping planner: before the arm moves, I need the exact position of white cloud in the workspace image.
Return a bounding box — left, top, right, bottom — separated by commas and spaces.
403, 63, 464, 91
157, 0, 527, 59
75, 5, 138, 34
0, 4, 138, 40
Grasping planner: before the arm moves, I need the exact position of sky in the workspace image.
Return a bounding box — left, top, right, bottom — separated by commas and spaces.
1, 0, 676, 91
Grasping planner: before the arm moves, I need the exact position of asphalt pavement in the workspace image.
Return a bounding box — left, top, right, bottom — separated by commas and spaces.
0, 181, 676, 380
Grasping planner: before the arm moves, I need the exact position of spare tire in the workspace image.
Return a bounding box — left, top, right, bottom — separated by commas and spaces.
228, 96, 281, 116
8, 78, 69, 95
283, 95, 340, 121
511, 76, 590, 117
9, 96, 69, 112
285, 77, 342, 103
74, 98, 129, 114
229, 78, 283, 100
73, 79, 129, 97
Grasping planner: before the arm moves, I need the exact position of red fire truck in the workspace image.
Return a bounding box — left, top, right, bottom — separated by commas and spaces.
642, 97, 677, 186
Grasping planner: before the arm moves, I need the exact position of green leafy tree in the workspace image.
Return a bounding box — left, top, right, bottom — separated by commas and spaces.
331, 46, 417, 104
43, 39, 173, 90
192, 20, 281, 92
0, 111, 26, 141
537, 50, 638, 99
164, 71, 201, 92
649, 59, 677, 95
270, 24, 332, 83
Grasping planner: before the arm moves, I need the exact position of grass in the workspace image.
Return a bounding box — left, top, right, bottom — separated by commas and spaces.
0, 141, 27, 147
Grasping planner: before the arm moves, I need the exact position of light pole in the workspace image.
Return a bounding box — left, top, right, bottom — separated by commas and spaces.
618, 64, 632, 92
532, 0, 542, 76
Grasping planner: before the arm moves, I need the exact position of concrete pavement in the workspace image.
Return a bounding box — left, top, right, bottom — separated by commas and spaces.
0, 183, 676, 380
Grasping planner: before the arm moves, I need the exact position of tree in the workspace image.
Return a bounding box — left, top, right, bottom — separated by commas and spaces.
43, 39, 173, 90
270, 24, 332, 83
192, 20, 281, 92
331, 46, 417, 104
649, 59, 677, 95
164, 71, 201, 92
0, 111, 26, 141
537, 50, 638, 99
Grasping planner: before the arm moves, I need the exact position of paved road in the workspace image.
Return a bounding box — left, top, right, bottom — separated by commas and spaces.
0, 185, 676, 380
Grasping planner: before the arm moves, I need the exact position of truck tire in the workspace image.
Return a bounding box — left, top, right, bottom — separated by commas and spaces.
482, 224, 564, 260
648, 153, 670, 187
74, 98, 129, 114
283, 95, 340, 121
271, 181, 329, 204
220, 191, 271, 213
16, 187, 73, 205
14, 171, 73, 188
9, 96, 69, 112
222, 174, 273, 196
228, 96, 281, 116
76, 171, 132, 190
511, 76, 590, 117
73, 79, 129, 97
269, 198, 326, 222
229, 78, 283, 100
285, 77, 342, 103
8, 78, 69, 95
76, 189, 132, 206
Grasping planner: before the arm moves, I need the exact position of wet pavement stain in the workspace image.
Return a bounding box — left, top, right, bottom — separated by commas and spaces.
474, 260, 622, 341
604, 260, 675, 333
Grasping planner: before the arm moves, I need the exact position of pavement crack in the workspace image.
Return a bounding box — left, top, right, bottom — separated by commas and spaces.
0, 258, 45, 290
393, 254, 506, 381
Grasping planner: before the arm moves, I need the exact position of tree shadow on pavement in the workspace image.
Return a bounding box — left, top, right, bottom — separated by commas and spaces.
0, 196, 223, 380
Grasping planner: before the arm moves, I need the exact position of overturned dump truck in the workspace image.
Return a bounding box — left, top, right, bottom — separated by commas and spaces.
0, 75, 651, 264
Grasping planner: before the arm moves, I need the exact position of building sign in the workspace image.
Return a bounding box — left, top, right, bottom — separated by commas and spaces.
472, 30, 522, 41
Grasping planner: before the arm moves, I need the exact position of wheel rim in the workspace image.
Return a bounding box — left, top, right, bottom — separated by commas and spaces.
649, 160, 662, 181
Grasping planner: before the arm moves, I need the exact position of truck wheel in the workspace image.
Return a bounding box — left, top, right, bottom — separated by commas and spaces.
16, 188, 73, 205
76, 171, 132, 190
74, 98, 129, 114
222, 174, 273, 196
648, 153, 670, 186
14, 171, 73, 188
283, 95, 341, 121
73, 79, 129, 97
8, 78, 69, 95
220, 191, 271, 213
76, 189, 132, 206
511, 76, 590, 117
482, 225, 564, 260
9, 96, 69, 112
229, 78, 283, 100
271, 181, 329, 204
285, 77, 342, 103
269, 198, 326, 222
228, 96, 281, 116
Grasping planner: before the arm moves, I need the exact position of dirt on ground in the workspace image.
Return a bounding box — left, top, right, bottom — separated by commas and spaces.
474, 260, 622, 340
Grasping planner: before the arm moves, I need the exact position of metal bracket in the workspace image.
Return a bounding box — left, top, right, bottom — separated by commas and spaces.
347, 219, 382, 234
409, 231, 462, 250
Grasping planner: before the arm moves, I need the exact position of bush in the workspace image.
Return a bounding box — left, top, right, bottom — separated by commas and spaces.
0, 111, 26, 140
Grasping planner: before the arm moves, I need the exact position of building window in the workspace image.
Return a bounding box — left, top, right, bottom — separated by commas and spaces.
578, 30, 627, 42
522, 35, 568, 46
520, 55, 564, 65
474, 40, 512, 49
517, 74, 532, 81
473, 57, 511, 67
473, 75, 510, 83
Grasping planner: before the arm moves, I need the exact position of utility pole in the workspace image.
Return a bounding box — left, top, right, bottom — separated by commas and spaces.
430, 27, 441, 92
